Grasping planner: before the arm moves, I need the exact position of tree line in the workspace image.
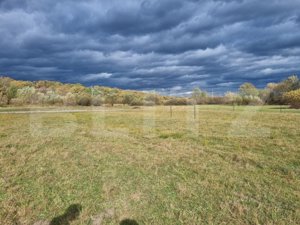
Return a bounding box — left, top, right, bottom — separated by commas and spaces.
0, 75, 299, 108
0, 76, 175, 107
191, 75, 300, 108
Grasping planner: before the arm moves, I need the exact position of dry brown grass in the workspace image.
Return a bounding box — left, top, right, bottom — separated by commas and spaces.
0, 105, 299, 224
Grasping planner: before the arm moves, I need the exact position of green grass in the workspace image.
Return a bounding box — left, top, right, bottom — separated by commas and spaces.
0, 105, 299, 224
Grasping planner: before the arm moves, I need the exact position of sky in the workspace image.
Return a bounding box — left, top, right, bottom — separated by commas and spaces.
0, 0, 300, 95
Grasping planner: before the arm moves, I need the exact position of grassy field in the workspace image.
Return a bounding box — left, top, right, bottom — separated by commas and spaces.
0, 105, 299, 225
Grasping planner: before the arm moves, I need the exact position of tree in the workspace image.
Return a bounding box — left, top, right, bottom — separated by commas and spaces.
6, 86, 17, 104
0, 85, 7, 105
129, 96, 144, 106
191, 87, 207, 104
105, 90, 119, 106
77, 93, 92, 106
224, 92, 239, 105
259, 89, 271, 103
91, 95, 103, 106
267, 75, 300, 104
239, 83, 259, 97
283, 75, 300, 90
283, 89, 300, 108
122, 94, 135, 105
145, 94, 161, 105
17, 87, 37, 104
70, 84, 86, 94
63, 93, 77, 106
164, 98, 190, 105
0, 77, 18, 104
44, 90, 63, 105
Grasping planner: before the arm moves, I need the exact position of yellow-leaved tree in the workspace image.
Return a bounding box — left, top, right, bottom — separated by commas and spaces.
283, 89, 300, 108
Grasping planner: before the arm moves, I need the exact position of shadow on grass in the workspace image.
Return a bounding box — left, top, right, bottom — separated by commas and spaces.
50, 204, 82, 225
268, 106, 290, 110
120, 219, 139, 225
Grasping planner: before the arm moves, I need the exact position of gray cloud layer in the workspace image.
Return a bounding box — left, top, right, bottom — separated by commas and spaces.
1, 0, 300, 94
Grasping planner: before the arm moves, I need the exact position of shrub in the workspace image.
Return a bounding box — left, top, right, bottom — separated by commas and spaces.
105, 91, 119, 106
122, 94, 135, 105
283, 89, 300, 108
144, 94, 162, 105
17, 87, 37, 104
144, 100, 155, 106
63, 93, 77, 106
191, 88, 207, 104
130, 97, 144, 106
0, 94, 7, 106
6, 86, 17, 104
242, 96, 264, 105
77, 94, 92, 106
91, 96, 103, 106
44, 91, 63, 105
206, 96, 226, 104
224, 92, 239, 105
9, 98, 24, 106
164, 98, 190, 105
239, 82, 259, 97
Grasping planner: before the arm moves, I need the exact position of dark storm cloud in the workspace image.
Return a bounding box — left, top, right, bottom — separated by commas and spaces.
0, 0, 300, 94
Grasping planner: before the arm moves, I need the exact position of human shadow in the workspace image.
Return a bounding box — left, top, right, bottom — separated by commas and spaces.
119, 218, 139, 225
50, 204, 82, 225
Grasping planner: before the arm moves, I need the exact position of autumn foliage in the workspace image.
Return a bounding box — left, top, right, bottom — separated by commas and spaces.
284, 89, 300, 109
